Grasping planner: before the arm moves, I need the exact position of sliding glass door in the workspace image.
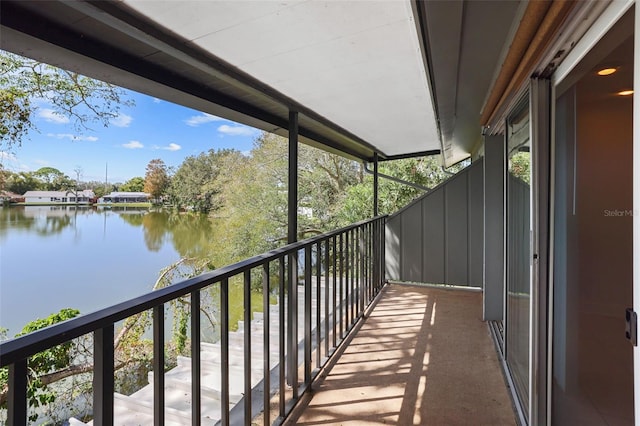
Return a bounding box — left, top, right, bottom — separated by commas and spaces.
505, 96, 532, 419
552, 8, 634, 424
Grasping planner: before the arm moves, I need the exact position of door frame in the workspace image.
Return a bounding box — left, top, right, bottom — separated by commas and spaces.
530, 77, 552, 426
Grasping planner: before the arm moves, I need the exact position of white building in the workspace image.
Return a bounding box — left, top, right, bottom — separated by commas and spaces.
23, 190, 95, 204
97, 191, 151, 204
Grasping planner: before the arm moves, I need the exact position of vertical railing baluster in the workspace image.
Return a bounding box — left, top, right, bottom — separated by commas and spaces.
287, 251, 298, 397
377, 219, 381, 292
339, 233, 344, 339
345, 230, 350, 330
316, 241, 321, 368
349, 228, 354, 325
7, 359, 27, 425
363, 225, 367, 307
332, 236, 337, 347
304, 245, 312, 384
365, 224, 369, 304
278, 258, 286, 418
353, 228, 358, 319
364, 224, 371, 306
352, 228, 357, 322
352, 229, 356, 323
371, 222, 375, 297
191, 291, 201, 426
382, 218, 386, 289
262, 262, 271, 425
369, 222, 373, 300
373, 220, 378, 294
221, 278, 230, 426
355, 227, 360, 315
356, 226, 364, 318
324, 238, 330, 357
360, 225, 365, 313
244, 270, 252, 425
93, 325, 114, 426
153, 305, 165, 426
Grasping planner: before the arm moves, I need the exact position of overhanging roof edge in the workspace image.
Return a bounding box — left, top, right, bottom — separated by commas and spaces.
30, 0, 385, 161
411, 0, 445, 165
0, 0, 386, 160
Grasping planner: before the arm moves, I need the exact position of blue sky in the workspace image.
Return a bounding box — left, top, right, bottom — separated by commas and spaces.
1, 89, 261, 183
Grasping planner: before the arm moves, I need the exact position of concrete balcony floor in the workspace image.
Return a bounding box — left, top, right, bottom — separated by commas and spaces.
285, 284, 516, 425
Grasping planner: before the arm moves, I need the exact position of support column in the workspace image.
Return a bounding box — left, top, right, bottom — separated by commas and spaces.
483, 134, 505, 321
373, 153, 380, 288
373, 153, 379, 217
288, 111, 298, 245
287, 111, 298, 393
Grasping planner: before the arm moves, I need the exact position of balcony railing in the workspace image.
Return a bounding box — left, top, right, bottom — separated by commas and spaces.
0, 216, 387, 425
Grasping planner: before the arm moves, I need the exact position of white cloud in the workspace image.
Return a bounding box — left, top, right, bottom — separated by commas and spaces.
47, 133, 99, 142
111, 113, 133, 127
122, 140, 144, 149
0, 152, 17, 162
0, 152, 31, 172
38, 108, 70, 124
153, 143, 182, 151
217, 124, 259, 137
185, 113, 222, 127
153, 98, 162, 103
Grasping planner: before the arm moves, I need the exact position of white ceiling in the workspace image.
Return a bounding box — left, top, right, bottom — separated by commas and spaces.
124, 0, 441, 157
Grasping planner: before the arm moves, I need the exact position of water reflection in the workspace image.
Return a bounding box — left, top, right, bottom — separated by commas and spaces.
0, 206, 217, 253
0, 206, 223, 336
0, 206, 81, 238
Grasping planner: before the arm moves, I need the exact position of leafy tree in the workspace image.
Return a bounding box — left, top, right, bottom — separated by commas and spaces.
509, 151, 530, 184
215, 132, 364, 263
4, 171, 42, 194
168, 149, 244, 213
81, 180, 112, 198
298, 145, 363, 231
120, 176, 145, 192
0, 166, 8, 191
0, 308, 81, 422
220, 133, 289, 261
33, 167, 69, 190
143, 159, 170, 201
336, 156, 462, 223
0, 84, 30, 148
0, 51, 133, 150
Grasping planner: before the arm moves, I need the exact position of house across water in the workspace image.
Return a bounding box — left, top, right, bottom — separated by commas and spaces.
97, 191, 151, 204
23, 190, 95, 205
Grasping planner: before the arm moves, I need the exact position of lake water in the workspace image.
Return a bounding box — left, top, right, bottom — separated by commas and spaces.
0, 206, 213, 337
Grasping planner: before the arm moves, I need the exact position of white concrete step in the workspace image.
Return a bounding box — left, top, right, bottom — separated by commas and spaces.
70, 292, 331, 425
125, 384, 220, 425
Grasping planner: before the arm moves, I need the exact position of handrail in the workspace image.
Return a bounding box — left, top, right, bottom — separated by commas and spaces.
1, 215, 388, 425
362, 162, 431, 192
0, 215, 385, 366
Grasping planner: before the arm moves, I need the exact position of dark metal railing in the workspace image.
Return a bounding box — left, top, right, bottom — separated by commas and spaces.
0, 216, 387, 425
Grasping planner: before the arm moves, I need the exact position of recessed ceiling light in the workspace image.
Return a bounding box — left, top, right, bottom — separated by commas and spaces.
617, 90, 634, 96
597, 67, 618, 76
